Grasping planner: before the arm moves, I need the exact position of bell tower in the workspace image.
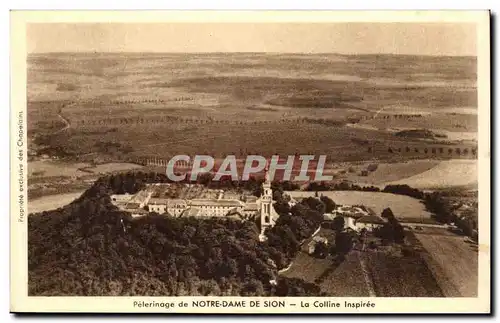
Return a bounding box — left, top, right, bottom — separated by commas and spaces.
259, 166, 273, 240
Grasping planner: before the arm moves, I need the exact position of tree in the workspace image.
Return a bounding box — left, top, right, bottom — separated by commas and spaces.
335, 232, 353, 257
374, 219, 405, 244
300, 197, 326, 215
332, 216, 345, 232
393, 223, 405, 244
314, 241, 328, 259
320, 196, 336, 213
273, 200, 290, 216
241, 279, 265, 296
381, 207, 395, 220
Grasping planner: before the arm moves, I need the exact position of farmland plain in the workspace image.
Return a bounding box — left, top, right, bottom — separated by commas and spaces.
27, 52, 479, 298
28, 53, 477, 165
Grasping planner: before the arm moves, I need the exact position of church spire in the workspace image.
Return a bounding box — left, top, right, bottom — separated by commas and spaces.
259, 163, 273, 242
264, 163, 271, 185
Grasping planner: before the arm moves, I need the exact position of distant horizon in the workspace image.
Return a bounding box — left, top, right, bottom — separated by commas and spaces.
28, 51, 477, 58
27, 23, 477, 56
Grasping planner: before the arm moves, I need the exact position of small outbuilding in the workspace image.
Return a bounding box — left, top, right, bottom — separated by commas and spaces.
355, 215, 385, 231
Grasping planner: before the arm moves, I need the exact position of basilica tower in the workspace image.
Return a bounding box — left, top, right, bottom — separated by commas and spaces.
259, 166, 274, 240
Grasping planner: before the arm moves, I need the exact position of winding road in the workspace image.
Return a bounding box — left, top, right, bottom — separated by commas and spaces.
54, 113, 71, 134
52, 102, 76, 135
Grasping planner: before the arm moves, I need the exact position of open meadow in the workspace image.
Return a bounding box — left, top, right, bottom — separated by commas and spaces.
27, 160, 144, 200
28, 191, 84, 214
342, 159, 477, 190
285, 191, 432, 220
385, 159, 477, 190
343, 159, 440, 186
28, 160, 92, 178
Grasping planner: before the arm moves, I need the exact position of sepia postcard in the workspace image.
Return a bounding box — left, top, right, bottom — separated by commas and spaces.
10, 10, 490, 314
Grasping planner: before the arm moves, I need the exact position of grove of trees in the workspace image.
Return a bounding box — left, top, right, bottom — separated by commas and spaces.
28, 171, 325, 296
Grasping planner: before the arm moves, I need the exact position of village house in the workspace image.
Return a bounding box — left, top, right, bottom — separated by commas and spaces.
324, 205, 372, 231
308, 235, 329, 255
354, 215, 386, 231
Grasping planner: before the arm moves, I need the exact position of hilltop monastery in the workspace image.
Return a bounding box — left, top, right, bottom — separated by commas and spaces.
111, 171, 280, 240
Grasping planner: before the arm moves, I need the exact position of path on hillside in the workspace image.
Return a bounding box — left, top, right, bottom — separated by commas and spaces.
54, 113, 71, 134
355, 251, 376, 297
53, 102, 75, 135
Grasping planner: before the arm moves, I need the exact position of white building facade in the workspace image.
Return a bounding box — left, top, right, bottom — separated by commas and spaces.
111, 170, 280, 239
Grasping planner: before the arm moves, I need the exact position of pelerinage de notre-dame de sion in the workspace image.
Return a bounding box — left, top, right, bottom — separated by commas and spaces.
110, 169, 280, 241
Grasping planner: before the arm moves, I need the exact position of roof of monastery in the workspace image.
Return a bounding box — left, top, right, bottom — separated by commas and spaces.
189, 199, 244, 207
243, 202, 260, 211
132, 209, 149, 215
356, 215, 385, 225
129, 189, 151, 203
149, 198, 187, 208
147, 197, 246, 208
244, 195, 259, 202
181, 207, 202, 217
125, 202, 141, 209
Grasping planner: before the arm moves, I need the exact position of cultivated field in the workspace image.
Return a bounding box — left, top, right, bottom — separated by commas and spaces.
286, 191, 432, 219
28, 191, 84, 214
344, 159, 440, 186
28, 161, 144, 201
84, 162, 143, 174
281, 228, 371, 296
363, 251, 443, 297
281, 228, 442, 297
385, 160, 477, 190
415, 232, 478, 297
28, 160, 91, 178
362, 112, 477, 133
282, 250, 371, 297
29, 160, 143, 178
28, 53, 477, 164
320, 251, 372, 296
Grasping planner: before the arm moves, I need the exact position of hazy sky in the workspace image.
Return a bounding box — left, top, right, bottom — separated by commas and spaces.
27, 23, 477, 56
